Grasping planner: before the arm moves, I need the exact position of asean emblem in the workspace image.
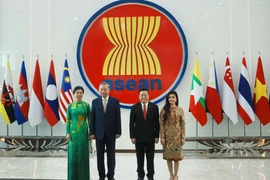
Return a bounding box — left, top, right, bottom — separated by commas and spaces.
77, 0, 188, 108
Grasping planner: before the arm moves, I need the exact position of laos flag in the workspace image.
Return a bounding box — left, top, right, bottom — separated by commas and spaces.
15, 61, 29, 125
44, 60, 60, 126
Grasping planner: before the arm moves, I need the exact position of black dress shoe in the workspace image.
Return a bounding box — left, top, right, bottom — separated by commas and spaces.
137, 178, 144, 180
148, 178, 154, 180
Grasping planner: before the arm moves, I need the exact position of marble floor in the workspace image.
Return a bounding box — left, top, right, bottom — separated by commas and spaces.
0, 153, 269, 180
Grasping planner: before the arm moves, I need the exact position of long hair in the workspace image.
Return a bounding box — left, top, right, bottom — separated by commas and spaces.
162, 91, 179, 121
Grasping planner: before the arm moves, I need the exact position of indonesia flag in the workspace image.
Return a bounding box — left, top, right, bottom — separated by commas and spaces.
44, 60, 60, 126
205, 56, 223, 124
221, 57, 238, 124
59, 59, 73, 124
237, 57, 255, 125
15, 61, 29, 125
28, 60, 44, 127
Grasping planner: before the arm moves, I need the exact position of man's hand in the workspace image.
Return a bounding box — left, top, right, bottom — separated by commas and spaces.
155, 138, 159, 144
115, 134, 121, 139
90, 135, 96, 140
131, 138, 136, 144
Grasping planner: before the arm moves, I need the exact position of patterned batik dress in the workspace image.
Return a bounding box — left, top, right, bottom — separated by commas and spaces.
66, 101, 91, 180
160, 106, 185, 161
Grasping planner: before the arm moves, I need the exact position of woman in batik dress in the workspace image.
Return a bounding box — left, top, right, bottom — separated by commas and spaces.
160, 91, 186, 180
66, 86, 91, 180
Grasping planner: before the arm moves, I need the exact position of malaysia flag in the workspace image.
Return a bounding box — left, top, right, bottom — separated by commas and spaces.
44, 60, 60, 126
15, 61, 29, 125
59, 59, 73, 124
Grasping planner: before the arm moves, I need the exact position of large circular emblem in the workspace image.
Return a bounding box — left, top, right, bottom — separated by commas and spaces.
77, 0, 188, 108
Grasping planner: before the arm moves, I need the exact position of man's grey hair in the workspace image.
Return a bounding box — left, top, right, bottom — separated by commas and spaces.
99, 81, 110, 89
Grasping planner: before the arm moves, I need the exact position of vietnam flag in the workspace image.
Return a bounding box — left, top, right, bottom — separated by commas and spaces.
253, 56, 270, 125
205, 56, 223, 124
189, 56, 207, 126
44, 60, 60, 126
15, 61, 29, 125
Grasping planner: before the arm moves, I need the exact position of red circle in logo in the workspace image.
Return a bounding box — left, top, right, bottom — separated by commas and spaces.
77, 1, 188, 108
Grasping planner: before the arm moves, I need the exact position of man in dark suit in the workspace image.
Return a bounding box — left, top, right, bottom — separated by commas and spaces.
90, 82, 121, 180
129, 88, 160, 180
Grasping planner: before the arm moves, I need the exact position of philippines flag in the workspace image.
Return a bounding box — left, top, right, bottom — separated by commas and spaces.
237, 57, 255, 125
59, 59, 73, 124
15, 61, 29, 125
28, 59, 44, 127
221, 57, 238, 124
44, 60, 60, 126
205, 56, 223, 124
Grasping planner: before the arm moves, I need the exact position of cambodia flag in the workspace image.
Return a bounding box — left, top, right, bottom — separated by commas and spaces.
15, 61, 29, 125
44, 60, 60, 126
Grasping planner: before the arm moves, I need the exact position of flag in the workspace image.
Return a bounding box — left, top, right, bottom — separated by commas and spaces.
189, 57, 207, 126
253, 56, 270, 125
0, 60, 16, 124
205, 56, 223, 124
28, 59, 44, 127
14, 61, 29, 125
237, 57, 255, 125
59, 59, 73, 124
44, 60, 60, 126
221, 57, 238, 124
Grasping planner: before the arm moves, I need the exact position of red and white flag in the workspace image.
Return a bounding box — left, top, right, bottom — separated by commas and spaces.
28, 59, 44, 127
221, 57, 238, 124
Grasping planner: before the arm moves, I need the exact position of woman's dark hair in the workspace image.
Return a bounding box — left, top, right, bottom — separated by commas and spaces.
72, 86, 84, 94
163, 91, 179, 121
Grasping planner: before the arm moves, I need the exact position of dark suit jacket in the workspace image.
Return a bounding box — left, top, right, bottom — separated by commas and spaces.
129, 102, 159, 143
90, 96, 121, 140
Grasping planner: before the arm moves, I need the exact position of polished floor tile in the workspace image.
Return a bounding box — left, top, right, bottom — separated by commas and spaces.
0, 153, 269, 180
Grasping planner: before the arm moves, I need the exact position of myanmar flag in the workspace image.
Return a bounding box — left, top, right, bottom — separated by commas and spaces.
189, 57, 207, 126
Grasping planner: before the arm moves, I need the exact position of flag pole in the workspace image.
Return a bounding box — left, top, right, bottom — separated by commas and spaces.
258, 51, 262, 137
228, 117, 230, 137
36, 55, 39, 138
196, 120, 198, 153
212, 118, 214, 137
21, 55, 25, 137
6, 65, 9, 147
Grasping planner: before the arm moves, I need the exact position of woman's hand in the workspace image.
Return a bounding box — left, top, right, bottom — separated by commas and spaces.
66, 134, 71, 141
160, 138, 165, 146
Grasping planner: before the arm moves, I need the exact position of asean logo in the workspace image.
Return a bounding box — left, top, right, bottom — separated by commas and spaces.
77, 0, 188, 108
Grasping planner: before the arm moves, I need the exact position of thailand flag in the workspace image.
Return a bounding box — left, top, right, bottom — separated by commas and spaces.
15, 61, 29, 125
59, 59, 73, 124
237, 57, 255, 125
44, 60, 60, 126
28, 59, 44, 127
